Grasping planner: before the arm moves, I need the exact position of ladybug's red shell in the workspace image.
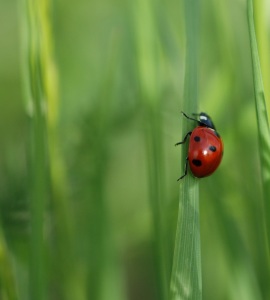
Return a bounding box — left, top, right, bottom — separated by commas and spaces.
188, 127, 223, 178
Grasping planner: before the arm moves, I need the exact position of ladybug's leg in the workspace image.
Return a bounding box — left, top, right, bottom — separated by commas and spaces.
175, 131, 192, 146
177, 157, 188, 181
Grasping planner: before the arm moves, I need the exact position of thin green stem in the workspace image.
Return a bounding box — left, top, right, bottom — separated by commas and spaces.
254, 0, 270, 115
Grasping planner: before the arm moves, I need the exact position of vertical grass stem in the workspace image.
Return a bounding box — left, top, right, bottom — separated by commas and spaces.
170, 0, 201, 299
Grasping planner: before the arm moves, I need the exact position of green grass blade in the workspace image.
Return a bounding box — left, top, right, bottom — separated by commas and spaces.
132, 0, 169, 298
37, 2, 82, 299
247, 0, 270, 260
0, 228, 18, 300
254, 0, 270, 115
23, 0, 83, 298
170, 0, 201, 299
24, 0, 49, 298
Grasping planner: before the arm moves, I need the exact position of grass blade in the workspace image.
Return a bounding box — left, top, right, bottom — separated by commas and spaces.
170, 0, 201, 299
22, 0, 83, 298
247, 0, 270, 296
24, 1, 49, 298
247, 0, 270, 253
0, 228, 18, 300
132, 0, 170, 298
253, 0, 270, 115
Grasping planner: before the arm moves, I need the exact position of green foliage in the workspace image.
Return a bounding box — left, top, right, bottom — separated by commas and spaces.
0, 0, 269, 299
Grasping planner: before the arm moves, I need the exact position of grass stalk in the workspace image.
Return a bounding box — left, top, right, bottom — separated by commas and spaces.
132, 0, 169, 298
253, 0, 270, 115
247, 0, 270, 251
247, 0, 270, 296
23, 0, 83, 298
170, 0, 201, 299
24, 0, 49, 298
0, 228, 18, 300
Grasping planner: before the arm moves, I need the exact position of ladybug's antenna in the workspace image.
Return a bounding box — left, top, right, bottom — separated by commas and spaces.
181, 111, 216, 129
181, 111, 199, 123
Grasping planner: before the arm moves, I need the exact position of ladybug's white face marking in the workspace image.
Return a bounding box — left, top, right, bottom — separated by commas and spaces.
200, 115, 208, 121
199, 112, 216, 130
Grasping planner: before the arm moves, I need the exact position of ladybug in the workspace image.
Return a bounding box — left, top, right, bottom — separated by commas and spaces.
176, 111, 224, 180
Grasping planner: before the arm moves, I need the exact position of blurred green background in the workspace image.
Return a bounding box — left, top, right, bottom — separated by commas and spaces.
1, 0, 270, 299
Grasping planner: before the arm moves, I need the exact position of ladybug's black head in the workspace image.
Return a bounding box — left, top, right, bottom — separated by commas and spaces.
198, 112, 216, 130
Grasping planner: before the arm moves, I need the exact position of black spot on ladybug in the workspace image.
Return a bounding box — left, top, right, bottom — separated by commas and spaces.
194, 136, 200, 142
192, 159, 202, 167
209, 145, 216, 152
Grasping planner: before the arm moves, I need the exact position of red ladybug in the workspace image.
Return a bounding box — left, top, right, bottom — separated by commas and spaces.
176, 111, 224, 180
